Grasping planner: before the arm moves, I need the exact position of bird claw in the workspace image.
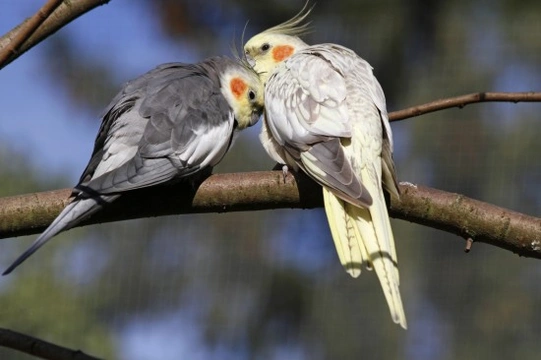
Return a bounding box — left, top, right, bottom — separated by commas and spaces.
464, 237, 474, 253
282, 165, 289, 183
272, 163, 290, 183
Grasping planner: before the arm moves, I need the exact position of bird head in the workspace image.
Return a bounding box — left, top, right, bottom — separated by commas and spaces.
244, 4, 313, 84
220, 61, 265, 130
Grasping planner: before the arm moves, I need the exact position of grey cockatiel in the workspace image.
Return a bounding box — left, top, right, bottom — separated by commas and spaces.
3, 56, 264, 275
244, 7, 406, 328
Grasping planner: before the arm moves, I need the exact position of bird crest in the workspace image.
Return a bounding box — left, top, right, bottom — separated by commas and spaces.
261, 1, 314, 37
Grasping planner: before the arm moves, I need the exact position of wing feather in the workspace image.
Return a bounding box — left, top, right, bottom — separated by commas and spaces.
77, 63, 234, 195
265, 51, 374, 205
300, 140, 372, 207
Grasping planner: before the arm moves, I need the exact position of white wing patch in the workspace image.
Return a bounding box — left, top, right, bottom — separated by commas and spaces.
264, 49, 374, 206
266, 53, 351, 149
176, 112, 235, 168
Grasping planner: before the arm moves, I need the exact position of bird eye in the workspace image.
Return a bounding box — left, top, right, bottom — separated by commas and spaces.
248, 90, 256, 100
261, 43, 270, 52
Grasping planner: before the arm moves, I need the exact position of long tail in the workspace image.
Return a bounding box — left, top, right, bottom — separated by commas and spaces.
323, 188, 366, 278
3, 194, 118, 275
323, 183, 407, 329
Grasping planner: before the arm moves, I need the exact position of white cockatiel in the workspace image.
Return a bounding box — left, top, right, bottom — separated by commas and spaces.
244, 8, 406, 328
3, 56, 264, 275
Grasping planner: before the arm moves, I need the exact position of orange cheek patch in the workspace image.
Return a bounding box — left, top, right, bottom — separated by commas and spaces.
230, 77, 247, 99
272, 45, 295, 62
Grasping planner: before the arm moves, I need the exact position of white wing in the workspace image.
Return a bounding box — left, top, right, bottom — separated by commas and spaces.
265, 49, 372, 207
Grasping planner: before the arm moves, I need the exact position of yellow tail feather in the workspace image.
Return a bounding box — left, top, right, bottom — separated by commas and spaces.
322, 177, 407, 329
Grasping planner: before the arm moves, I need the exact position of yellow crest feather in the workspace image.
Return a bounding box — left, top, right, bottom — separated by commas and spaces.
262, 1, 314, 37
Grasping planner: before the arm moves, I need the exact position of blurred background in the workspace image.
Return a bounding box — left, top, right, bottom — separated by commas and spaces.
1, 0, 540, 359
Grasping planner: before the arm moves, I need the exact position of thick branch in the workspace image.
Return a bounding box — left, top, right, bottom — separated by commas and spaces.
0, 328, 103, 360
389, 92, 541, 121
0, 0, 111, 70
389, 182, 541, 258
0, 172, 539, 259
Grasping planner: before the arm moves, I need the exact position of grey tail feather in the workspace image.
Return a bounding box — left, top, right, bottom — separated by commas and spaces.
2, 195, 115, 276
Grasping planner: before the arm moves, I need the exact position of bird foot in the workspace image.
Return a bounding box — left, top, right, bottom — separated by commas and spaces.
281, 165, 289, 183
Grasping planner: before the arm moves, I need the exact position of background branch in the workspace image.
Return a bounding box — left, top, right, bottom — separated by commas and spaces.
0, 328, 103, 360
0, 0, 63, 66
0, 0, 110, 70
389, 92, 541, 121
0, 171, 539, 259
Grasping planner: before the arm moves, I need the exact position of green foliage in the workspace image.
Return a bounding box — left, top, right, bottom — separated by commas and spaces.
0, 274, 116, 359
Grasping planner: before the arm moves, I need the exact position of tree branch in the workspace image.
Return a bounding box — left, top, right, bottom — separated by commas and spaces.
0, 0, 63, 66
0, 172, 539, 259
388, 92, 541, 121
0, 0, 111, 70
0, 328, 103, 360
389, 182, 541, 258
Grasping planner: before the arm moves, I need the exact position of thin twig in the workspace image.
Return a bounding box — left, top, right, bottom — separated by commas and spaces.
0, 0, 111, 70
0, 172, 539, 259
0, 0, 63, 66
0, 328, 103, 360
389, 92, 541, 121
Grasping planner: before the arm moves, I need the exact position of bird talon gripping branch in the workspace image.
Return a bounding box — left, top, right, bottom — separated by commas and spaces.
282, 165, 289, 183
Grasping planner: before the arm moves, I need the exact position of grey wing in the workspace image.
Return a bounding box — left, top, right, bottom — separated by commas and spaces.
81, 68, 234, 195
77, 63, 189, 187
77, 94, 137, 187
266, 51, 371, 207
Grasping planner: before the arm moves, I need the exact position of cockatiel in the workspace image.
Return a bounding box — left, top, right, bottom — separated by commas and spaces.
244, 7, 406, 328
4, 56, 264, 275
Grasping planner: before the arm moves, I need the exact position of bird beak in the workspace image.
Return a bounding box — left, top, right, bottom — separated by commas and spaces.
250, 111, 262, 127
246, 53, 255, 67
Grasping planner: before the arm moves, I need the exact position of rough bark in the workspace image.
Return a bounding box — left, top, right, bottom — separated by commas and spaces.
1, 171, 539, 259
